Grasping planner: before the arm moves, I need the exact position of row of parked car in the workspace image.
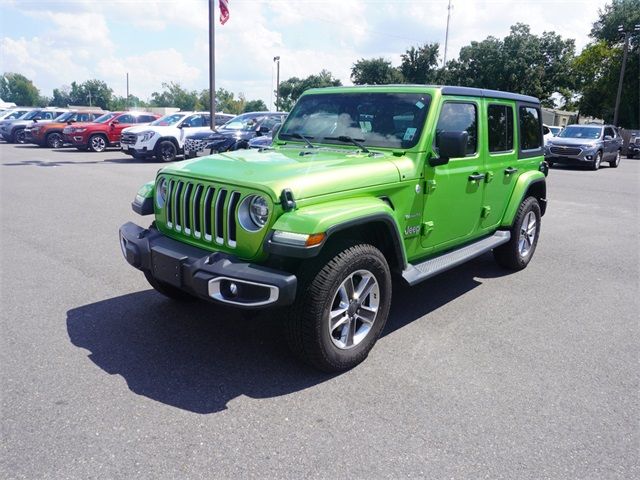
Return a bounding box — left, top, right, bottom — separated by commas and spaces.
0, 106, 287, 162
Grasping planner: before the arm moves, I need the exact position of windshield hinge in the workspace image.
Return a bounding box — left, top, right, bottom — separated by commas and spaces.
280, 189, 297, 211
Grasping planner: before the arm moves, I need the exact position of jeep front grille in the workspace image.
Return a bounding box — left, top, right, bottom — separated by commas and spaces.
164, 179, 241, 248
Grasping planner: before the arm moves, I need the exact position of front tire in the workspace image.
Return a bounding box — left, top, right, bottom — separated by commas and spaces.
609, 150, 621, 168
286, 243, 392, 372
493, 196, 541, 270
88, 134, 107, 152
155, 140, 177, 162
591, 151, 602, 170
15, 129, 27, 144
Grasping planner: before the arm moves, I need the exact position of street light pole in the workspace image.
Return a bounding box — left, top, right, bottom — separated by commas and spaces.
636, 24, 640, 130
614, 26, 629, 127
274, 56, 280, 112
126, 72, 129, 109
209, 0, 217, 130
443, 0, 452, 66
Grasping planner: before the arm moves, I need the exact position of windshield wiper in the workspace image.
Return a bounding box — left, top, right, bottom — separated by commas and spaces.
279, 132, 316, 149
323, 135, 370, 153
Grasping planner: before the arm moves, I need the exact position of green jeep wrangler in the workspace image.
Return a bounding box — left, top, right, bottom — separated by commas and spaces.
120, 85, 548, 372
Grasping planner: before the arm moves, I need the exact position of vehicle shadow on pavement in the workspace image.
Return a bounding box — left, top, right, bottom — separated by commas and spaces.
66, 293, 333, 414
66, 253, 510, 415
2, 157, 165, 167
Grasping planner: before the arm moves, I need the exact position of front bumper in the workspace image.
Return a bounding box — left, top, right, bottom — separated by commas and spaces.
119, 222, 297, 308
63, 133, 88, 147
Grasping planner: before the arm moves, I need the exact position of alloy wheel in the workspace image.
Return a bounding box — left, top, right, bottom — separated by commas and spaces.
328, 269, 380, 350
518, 211, 537, 257
91, 136, 106, 152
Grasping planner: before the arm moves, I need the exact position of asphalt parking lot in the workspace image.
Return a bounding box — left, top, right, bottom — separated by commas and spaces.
1, 142, 638, 479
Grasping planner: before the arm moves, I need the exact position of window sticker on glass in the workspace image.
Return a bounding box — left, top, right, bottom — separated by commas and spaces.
359, 121, 372, 132
415, 100, 425, 109
403, 127, 417, 141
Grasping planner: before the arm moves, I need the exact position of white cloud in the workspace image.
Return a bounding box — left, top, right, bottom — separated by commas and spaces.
0, 0, 605, 106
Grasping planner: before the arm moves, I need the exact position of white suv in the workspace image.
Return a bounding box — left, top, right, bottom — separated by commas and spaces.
121, 112, 212, 162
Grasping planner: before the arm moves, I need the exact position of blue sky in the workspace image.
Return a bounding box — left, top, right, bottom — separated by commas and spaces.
1, 0, 605, 109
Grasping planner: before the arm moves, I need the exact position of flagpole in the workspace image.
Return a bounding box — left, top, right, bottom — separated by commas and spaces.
208, 0, 216, 130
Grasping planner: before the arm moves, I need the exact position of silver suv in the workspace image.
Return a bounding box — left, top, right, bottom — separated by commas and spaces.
545, 124, 623, 170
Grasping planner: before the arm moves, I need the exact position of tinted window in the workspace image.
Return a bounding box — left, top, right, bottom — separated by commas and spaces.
488, 104, 514, 153
182, 115, 205, 127
604, 127, 615, 138
117, 114, 134, 124
77, 113, 94, 122
436, 102, 477, 155
139, 115, 156, 123
519, 107, 542, 150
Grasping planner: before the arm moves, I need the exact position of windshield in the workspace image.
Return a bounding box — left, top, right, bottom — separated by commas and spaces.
558, 126, 601, 139
279, 92, 431, 149
549, 127, 562, 135
94, 113, 117, 123
150, 113, 185, 126
23, 110, 42, 120
222, 114, 265, 131
56, 112, 75, 122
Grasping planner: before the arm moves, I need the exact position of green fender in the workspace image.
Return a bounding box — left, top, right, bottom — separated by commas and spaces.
271, 197, 407, 266
500, 170, 546, 227
137, 181, 154, 199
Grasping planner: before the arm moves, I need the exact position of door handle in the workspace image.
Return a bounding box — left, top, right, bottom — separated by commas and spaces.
468, 173, 486, 182
504, 167, 518, 175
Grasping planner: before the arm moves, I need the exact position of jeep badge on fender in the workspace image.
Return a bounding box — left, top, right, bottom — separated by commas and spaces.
120, 85, 547, 372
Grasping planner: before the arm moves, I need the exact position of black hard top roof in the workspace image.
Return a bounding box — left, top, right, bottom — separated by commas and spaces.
438, 86, 540, 104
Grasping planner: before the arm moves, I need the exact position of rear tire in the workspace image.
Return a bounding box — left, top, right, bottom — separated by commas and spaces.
609, 150, 621, 168
493, 196, 541, 271
144, 271, 194, 301
46, 132, 64, 148
285, 243, 392, 372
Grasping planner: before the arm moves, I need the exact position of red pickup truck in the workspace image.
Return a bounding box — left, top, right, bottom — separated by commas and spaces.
62, 111, 159, 152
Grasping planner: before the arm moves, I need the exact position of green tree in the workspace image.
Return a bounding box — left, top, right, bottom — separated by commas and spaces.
243, 99, 268, 112
150, 82, 200, 110
443, 24, 576, 106
67, 79, 113, 109
400, 43, 440, 84
351, 58, 403, 85
50, 86, 71, 107
0, 73, 40, 106
276, 70, 342, 111
575, 0, 640, 126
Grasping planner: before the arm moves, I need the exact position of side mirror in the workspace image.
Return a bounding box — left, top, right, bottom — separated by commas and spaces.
430, 131, 468, 166
110, 120, 119, 128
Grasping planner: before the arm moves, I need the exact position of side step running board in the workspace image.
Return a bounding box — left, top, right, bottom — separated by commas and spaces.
402, 231, 511, 286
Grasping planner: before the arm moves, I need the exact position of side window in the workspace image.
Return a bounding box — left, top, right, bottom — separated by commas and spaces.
519, 106, 542, 151
140, 115, 155, 123
604, 127, 614, 138
117, 114, 134, 124
77, 113, 92, 122
436, 102, 478, 155
488, 104, 514, 153
183, 115, 205, 128
542, 125, 550, 135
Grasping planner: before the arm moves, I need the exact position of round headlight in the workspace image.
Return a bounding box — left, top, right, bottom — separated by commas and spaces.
156, 178, 167, 208
238, 195, 269, 231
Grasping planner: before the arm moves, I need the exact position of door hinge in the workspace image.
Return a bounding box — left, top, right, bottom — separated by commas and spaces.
422, 221, 434, 236
481, 206, 491, 218
425, 179, 437, 194
485, 172, 494, 183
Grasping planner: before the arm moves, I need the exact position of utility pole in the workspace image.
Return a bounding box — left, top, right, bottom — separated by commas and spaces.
87, 91, 93, 107
126, 72, 129, 109
443, 0, 452, 66
613, 26, 629, 127
636, 24, 640, 129
208, 0, 217, 130
274, 56, 280, 112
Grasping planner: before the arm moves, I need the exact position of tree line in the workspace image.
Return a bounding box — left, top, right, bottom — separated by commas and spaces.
1, 0, 638, 126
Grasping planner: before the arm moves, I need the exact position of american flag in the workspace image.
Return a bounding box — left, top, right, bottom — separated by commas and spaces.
219, 0, 229, 25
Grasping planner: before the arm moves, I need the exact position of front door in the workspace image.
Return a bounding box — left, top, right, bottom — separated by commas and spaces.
421, 99, 484, 252
110, 114, 136, 143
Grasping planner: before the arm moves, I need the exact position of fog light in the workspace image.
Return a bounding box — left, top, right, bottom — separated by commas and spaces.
119, 235, 127, 258
586, 155, 593, 160
229, 282, 238, 296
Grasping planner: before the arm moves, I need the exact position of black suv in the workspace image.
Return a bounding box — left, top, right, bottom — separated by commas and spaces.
183, 112, 287, 158
626, 131, 639, 159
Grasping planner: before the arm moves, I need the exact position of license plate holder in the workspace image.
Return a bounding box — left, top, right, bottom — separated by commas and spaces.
151, 247, 187, 287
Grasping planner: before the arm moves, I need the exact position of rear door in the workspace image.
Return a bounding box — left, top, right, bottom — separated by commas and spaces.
421, 98, 484, 251
479, 101, 518, 231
